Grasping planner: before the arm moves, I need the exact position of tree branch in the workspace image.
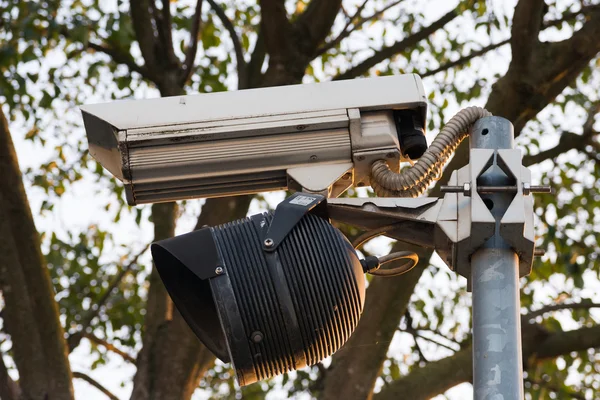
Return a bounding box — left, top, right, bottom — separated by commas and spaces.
415, 332, 460, 352
321, 243, 432, 400
129, 0, 160, 76
374, 324, 600, 400
0, 101, 73, 398
402, 311, 428, 363
524, 301, 600, 322
421, 8, 599, 79
0, 192, 49, 399
83, 333, 136, 364
247, 29, 266, 87
295, 0, 343, 55
58, 25, 152, 80
87, 42, 151, 78
259, 0, 294, 69
334, 6, 462, 80
206, 0, 248, 89
159, 0, 179, 68
523, 131, 586, 166
0, 352, 20, 400
422, 39, 510, 77
316, 0, 405, 57
180, 0, 204, 86
510, 0, 546, 73
73, 372, 119, 400
523, 101, 600, 166
68, 244, 149, 352
525, 378, 586, 400
130, 203, 176, 400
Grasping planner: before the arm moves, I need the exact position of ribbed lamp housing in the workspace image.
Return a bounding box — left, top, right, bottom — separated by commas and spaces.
211, 212, 365, 385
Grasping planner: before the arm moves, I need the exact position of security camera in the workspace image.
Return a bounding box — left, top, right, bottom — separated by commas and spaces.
81, 74, 427, 204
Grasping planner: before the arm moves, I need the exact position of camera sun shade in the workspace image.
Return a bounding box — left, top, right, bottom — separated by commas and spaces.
151, 193, 366, 386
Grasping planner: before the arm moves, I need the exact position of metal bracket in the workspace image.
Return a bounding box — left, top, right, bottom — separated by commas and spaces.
325, 148, 543, 285
263, 192, 328, 251
496, 149, 536, 277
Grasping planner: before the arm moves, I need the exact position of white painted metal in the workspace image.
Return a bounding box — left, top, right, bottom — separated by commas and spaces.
81, 74, 427, 204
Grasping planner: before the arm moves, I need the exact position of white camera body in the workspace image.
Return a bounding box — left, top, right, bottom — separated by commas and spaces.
82, 74, 427, 205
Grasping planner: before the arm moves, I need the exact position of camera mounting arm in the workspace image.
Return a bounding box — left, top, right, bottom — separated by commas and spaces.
326, 139, 549, 286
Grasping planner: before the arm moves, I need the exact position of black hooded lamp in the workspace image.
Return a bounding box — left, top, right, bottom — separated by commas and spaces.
151, 193, 366, 386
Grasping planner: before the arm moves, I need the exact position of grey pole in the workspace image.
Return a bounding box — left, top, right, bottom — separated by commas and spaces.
470, 117, 524, 400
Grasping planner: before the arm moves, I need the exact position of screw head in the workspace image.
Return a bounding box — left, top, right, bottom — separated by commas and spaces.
215, 266, 224, 275
356, 155, 365, 161
264, 238, 274, 248
296, 125, 306, 131
386, 152, 396, 159
309, 155, 318, 162
250, 331, 264, 343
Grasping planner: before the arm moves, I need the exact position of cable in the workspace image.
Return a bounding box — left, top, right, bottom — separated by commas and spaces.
353, 225, 419, 277
370, 251, 419, 276
370, 106, 492, 197
360, 252, 419, 277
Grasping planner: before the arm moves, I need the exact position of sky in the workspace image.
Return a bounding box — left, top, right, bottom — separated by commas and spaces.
4, 0, 600, 399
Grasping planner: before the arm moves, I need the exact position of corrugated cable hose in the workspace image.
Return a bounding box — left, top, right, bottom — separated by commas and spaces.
370, 106, 492, 197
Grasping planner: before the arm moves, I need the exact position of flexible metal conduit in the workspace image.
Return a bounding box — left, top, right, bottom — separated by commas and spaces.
370, 106, 492, 197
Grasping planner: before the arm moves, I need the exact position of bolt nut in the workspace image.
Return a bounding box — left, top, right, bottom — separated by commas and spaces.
463, 182, 471, 196
264, 238, 274, 248
250, 331, 264, 343
215, 266, 224, 275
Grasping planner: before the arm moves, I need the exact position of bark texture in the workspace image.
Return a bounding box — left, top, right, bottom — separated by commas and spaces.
0, 106, 74, 399
319, 2, 600, 398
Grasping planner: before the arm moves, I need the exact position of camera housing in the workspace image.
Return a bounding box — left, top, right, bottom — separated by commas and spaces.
82, 74, 428, 204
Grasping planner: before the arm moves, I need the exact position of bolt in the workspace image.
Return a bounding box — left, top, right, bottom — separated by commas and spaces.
534, 249, 546, 257
523, 183, 553, 195
215, 266, 224, 275
250, 331, 264, 343
264, 238, 274, 248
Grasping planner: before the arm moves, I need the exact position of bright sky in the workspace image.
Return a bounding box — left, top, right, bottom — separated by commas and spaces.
5, 0, 600, 399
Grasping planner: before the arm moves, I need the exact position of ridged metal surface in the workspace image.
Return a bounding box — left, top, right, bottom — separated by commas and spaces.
131, 173, 287, 203
128, 130, 350, 168
277, 214, 364, 366
213, 218, 295, 380
211, 213, 364, 384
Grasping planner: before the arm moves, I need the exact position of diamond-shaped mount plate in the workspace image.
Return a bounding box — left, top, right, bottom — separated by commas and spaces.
497, 149, 535, 278
435, 149, 496, 280
434, 148, 537, 282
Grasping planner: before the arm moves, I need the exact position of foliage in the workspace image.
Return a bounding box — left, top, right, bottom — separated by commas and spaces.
1, 0, 600, 399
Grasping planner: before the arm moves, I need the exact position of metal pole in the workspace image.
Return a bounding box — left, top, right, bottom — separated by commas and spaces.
470, 117, 524, 400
